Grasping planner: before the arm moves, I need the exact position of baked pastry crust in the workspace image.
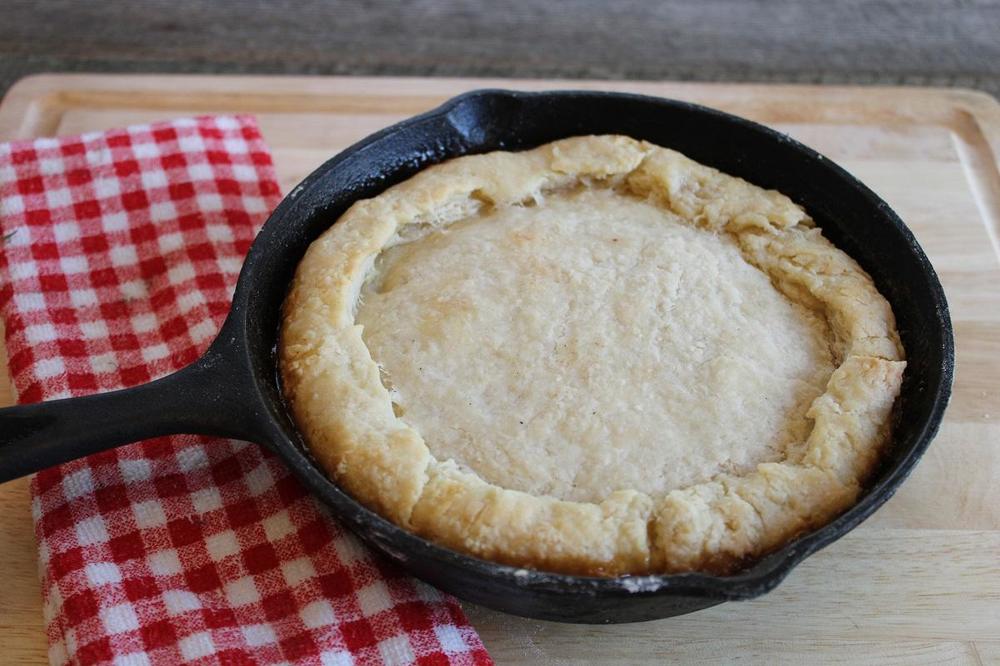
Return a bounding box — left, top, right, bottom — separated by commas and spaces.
280, 136, 905, 575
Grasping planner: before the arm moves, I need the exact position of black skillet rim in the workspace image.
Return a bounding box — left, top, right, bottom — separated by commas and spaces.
240, 89, 955, 602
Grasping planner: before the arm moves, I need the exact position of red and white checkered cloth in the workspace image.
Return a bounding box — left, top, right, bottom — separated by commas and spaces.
0, 116, 492, 666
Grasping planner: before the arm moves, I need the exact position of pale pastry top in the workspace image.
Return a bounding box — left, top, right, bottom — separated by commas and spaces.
280, 135, 905, 576
357, 188, 834, 503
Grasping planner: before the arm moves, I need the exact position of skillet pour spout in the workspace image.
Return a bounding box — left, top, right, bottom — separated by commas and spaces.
0, 90, 953, 623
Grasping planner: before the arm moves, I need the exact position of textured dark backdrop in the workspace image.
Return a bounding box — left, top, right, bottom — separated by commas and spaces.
2, 0, 999, 97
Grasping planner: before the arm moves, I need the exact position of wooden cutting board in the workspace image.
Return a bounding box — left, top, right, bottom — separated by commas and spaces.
0, 74, 998, 665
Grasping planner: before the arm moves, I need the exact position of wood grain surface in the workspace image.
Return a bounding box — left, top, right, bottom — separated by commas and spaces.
1, 1, 999, 99
0, 74, 998, 665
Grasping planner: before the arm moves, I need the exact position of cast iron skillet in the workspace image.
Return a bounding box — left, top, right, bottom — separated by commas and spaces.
0, 90, 954, 623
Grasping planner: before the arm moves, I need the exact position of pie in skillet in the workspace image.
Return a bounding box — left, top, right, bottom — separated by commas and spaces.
279, 136, 905, 576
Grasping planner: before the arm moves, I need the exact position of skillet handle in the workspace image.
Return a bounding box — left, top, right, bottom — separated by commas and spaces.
0, 336, 267, 483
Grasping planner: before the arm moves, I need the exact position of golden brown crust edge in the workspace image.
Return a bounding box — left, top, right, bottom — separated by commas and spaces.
279, 135, 905, 576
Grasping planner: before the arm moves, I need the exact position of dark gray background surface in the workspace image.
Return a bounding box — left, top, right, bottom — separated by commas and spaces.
2, 1, 998, 97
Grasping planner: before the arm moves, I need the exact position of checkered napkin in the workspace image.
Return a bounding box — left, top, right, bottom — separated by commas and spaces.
0, 116, 492, 666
